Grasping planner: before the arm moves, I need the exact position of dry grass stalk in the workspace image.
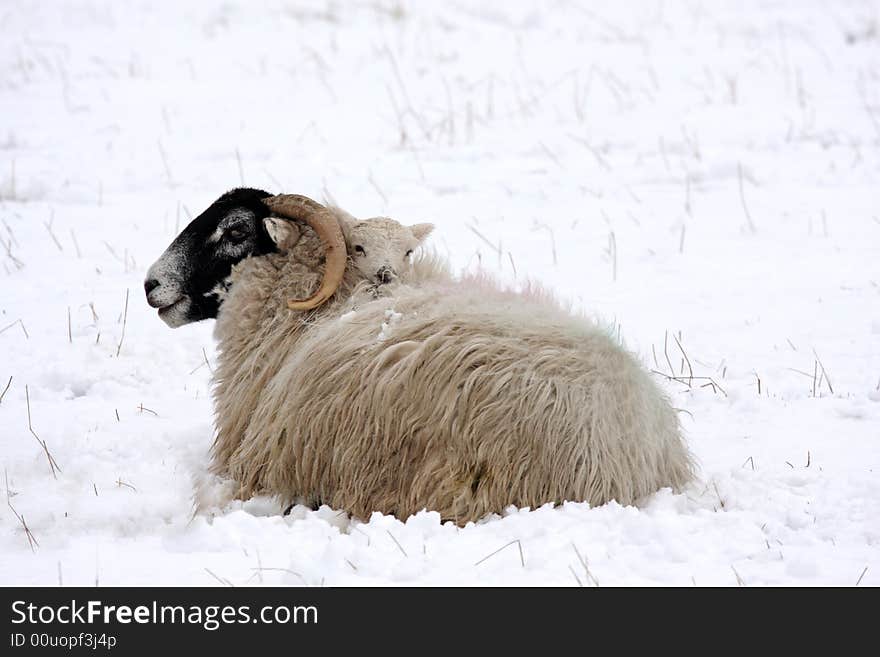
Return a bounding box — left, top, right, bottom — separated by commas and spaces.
5, 469, 38, 551
731, 565, 745, 586
386, 530, 407, 557
0, 375, 11, 404
572, 543, 598, 586
115, 289, 129, 357
672, 333, 694, 384
115, 478, 136, 491
25, 385, 60, 477
475, 539, 524, 567
467, 224, 502, 258
812, 349, 834, 394
204, 568, 234, 587
737, 163, 756, 233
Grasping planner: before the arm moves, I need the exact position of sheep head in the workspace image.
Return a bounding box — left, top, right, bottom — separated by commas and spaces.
145, 187, 277, 328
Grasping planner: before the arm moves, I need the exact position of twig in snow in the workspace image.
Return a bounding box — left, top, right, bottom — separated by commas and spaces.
157, 139, 173, 185
812, 349, 833, 394
663, 331, 675, 376
352, 526, 371, 546
1, 232, 24, 269
386, 530, 407, 557
467, 224, 502, 258
115, 478, 136, 492
674, 407, 694, 420
856, 567, 868, 586
731, 565, 745, 586
0, 319, 28, 339
26, 385, 60, 477
672, 333, 693, 384
0, 375, 11, 404
737, 163, 756, 233
43, 212, 63, 252
475, 539, 524, 567
248, 567, 305, 584
204, 568, 234, 587
115, 289, 129, 357
713, 482, 726, 509
67, 307, 72, 343
202, 347, 213, 374
6, 469, 38, 551
607, 231, 616, 281
103, 241, 122, 262
235, 147, 245, 185
572, 543, 598, 586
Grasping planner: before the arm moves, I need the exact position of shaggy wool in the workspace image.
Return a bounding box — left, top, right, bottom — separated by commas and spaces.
208, 223, 694, 525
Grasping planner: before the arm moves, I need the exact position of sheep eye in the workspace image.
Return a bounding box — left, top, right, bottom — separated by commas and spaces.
354, 245, 366, 256
226, 227, 247, 243
405, 249, 413, 258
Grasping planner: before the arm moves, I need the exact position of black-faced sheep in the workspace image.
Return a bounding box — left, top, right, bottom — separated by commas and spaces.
195, 194, 694, 525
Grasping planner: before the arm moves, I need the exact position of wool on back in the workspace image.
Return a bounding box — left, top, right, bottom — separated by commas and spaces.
209, 247, 694, 524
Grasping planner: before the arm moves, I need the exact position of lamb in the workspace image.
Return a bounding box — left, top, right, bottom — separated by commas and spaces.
202, 193, 694, 524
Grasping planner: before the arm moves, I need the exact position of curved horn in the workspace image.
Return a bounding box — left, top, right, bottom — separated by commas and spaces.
262, 194, 347, 311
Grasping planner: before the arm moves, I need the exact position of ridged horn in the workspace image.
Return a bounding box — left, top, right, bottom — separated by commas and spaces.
262, 194, 347, 310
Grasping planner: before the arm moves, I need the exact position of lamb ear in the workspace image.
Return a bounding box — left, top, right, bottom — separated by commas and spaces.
263, 217, 301, 251
410, 223, 434, 243
328, 207, 357, 242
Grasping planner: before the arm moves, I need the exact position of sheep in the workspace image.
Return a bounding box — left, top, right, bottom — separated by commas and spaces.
201, 194, 694, 525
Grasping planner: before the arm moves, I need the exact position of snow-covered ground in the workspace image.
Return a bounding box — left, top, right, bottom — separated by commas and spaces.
1, 0, 878, 586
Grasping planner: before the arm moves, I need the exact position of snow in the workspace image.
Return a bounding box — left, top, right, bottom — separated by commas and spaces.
377, 309, 402, 341
1, 0, 879, 586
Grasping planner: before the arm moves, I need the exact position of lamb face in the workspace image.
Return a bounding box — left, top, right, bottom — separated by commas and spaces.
344, 217, 433, 285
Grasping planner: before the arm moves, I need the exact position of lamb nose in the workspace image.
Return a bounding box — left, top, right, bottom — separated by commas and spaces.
144, 279, 160, 296
378, 269, 393, 284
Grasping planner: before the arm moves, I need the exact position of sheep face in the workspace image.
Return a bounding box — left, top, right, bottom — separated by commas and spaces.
344, 218, 434, 285
145, 188, 278, 327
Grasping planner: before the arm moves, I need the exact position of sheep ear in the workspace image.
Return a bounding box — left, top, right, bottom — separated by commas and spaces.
328, 207, 357, 242
410, 223, 434, 243
263, 217, 300, 251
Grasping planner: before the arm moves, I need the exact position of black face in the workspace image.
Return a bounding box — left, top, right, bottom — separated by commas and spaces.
144, 188, 277, 327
